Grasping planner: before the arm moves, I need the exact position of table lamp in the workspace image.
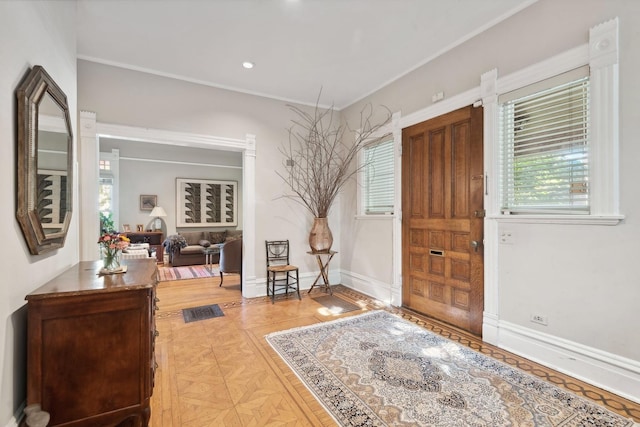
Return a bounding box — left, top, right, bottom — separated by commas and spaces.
149, 206, 167, 231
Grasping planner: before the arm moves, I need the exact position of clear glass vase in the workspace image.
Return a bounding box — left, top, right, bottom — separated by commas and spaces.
102, 250, 121, 271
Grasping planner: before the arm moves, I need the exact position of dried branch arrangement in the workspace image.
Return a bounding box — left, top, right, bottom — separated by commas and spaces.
278, 100, 391, 218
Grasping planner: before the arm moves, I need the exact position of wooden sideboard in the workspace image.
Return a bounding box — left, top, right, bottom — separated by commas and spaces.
121, 232, 164, 263
25, 259, 158, 427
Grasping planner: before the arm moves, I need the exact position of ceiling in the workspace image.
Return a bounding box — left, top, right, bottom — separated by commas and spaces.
77, 0, 535, 110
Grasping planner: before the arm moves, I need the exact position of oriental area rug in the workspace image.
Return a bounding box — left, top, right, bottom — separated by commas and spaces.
266, 311, 636, 427
157, 265, 218, 282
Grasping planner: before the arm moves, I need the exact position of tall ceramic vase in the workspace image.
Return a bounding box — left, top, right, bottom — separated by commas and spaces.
309, 217, 333, 253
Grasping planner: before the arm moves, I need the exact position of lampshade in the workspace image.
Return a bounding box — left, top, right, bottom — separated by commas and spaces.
149, 206, 167, 218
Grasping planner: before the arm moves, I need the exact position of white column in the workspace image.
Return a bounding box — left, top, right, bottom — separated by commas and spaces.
481, 69, 500, 344
242, 134, 257, 298
79, 111, 100, 261
589, 18, 619, 216
391, 111, 403, 306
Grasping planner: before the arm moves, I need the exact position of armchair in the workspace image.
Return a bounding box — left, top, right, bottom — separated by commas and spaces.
219, 238, 242, 288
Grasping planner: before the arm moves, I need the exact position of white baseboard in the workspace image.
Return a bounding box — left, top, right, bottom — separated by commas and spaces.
496, 320, 640, 404
242, 275, 260, 298
245, 269, 341, 299
339, 270, 393, 305
247, 268, 391, 303
482, 312, 500, 344
5, 401, 24, 427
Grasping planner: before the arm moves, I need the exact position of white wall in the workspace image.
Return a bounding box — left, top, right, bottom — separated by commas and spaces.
341, 0, 640, 401
0, 1, 77, 425
3, 1, 631, 420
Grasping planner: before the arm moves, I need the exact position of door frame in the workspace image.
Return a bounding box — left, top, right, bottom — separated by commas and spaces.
394, 78, 495, 339
78, 112, 257, 299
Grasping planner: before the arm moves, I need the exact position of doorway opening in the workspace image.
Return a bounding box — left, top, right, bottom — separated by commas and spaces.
79, 114, 257, 298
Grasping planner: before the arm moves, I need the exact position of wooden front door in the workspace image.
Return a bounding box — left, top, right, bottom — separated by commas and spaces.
401, 105, 484, 335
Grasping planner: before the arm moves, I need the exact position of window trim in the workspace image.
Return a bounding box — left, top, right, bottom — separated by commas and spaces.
356, 112, 401, 219
484, 17, 622, 226
500, 74, 591, 215
362, 137, 395, 215
99, 149, 120, 230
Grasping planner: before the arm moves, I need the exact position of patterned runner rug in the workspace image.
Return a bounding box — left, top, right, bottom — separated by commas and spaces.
157, 265, 218, 281
266, 311, 636, 426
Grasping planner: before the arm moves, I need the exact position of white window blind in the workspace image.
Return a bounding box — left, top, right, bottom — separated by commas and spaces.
500, 75, 590, 214
363, 138, 394, 214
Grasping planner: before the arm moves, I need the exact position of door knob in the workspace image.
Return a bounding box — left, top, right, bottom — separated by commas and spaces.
471, 240, 482, 252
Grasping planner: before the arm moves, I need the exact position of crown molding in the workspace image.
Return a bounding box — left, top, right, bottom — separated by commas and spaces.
96, 122, 247, 152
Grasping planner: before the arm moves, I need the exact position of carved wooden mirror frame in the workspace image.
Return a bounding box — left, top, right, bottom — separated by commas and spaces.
16, 65, 73, 254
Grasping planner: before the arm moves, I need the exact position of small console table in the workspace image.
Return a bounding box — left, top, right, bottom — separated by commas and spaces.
307, 250, 337, 295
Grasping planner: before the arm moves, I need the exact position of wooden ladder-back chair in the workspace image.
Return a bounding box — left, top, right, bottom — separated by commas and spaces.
265, 240, 300, 303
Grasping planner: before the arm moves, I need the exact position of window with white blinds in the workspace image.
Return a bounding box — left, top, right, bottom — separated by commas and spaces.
363, 138, 394, 215
500, 74, 590, 214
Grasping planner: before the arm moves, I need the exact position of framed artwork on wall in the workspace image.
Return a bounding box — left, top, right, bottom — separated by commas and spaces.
37, 170, 67, 231
140, 194, 157, 211
176, 178, 237, 227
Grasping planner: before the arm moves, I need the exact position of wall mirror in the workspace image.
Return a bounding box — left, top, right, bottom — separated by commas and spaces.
16, 65, 73, 254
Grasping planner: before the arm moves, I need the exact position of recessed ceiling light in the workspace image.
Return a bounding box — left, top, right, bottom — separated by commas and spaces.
242, 61, 254, 69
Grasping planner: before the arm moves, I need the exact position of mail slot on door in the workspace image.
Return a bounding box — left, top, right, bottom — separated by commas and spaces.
429, 249, 444, 256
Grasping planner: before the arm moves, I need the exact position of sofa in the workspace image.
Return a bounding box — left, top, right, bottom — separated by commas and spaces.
164, 229, 242, 267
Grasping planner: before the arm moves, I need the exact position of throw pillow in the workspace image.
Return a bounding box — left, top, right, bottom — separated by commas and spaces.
225, 229, 242, 241
181, 231, 204, 246
208, 231, 227, 244
198, 239, 211, 247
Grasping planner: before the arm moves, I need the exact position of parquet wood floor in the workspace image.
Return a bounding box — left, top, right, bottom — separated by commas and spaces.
151, 274, 640, 426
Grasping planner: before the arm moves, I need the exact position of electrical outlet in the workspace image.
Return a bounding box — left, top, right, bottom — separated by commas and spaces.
500, 231, 515, 244
531, 314, 548, 326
